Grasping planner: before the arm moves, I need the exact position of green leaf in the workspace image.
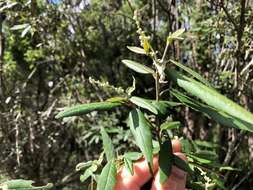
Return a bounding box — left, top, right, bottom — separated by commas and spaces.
160, 121, 181, 131
10, 24, 30, 30
122, 59, 155, 74
128, 109, 153, 173
171, 90, 253, 132
151, 101, 181, 115
188, 154, 213, 164
97, 160, 117, 190
0, 180, 53, 190
126, 76, 136, 97
158, 141, 173, 184
168, 70, 253, 132
123, 157, 134, 175
167, 29, 185, 44
127, 46, 146, 54
219, 166, 241, 172
101, 127, 115, 161
130, 96, 158, 114
169, 60, 211, 87
173, 155, 193, 175
124, 152, 142, 161
76, 161, 93, 171
55, 101, 122, 119
80, 164, 98, 182
106, 97, 127, 103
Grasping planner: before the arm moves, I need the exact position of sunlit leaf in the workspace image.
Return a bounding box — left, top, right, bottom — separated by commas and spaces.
0, 180, 53, 190
122, 59, 155, 74
128, 109, 153, 173
158, 141, 173, 184
169, 60, 211, 86
97, 160, 117, 190
101, 127, 115, 161
56, 102, 122, 119
167, 29, 185, 44
127, 46, 146, 54
167, 70, 253, 132
10, 24, 30, 30
130, 96, 158, 114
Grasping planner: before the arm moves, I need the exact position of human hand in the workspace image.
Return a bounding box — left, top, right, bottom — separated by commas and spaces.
115, 139, 187, 190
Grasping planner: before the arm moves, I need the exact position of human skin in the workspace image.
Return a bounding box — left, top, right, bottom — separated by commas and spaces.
115, 139, 187, 190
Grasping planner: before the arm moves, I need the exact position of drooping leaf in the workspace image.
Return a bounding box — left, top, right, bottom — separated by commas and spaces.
173, 155, 193, 175
127, 46, 146, 54
160, 121, 181, 131
169, 60, 211, 87
128, 109, 153, 173
167, 70, 253, 132
101, 127, 115, 161
158, 141, 173, 184
122, 59, 155, 74
97, 160, 117, 190
130, 96, 158, 114
0, 180, 53, 190
55, 101, 122, 119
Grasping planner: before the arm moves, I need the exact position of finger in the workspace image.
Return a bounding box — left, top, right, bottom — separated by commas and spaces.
151, 153, 187, 190
114, 156, 158, 190
114, 140, 181, 190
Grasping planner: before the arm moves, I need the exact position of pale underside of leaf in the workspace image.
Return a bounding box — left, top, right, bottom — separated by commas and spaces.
122, 59, 155, 74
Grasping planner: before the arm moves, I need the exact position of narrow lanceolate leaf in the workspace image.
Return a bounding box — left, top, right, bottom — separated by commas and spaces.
0, 180, 53, 190
122, 59, 155, 74
151, 101, 181, 115
128, 109, 153, 173
167, 70, 253, 132
167, 29, 185, 44
55, 101, 122, 119
160, 121, 181, 131
169, 60, 211, 87
130, 96, 158, 114
173, 155, 193, 175
127, 46, 146, 54
158, 141, 173, 184
171, 90, 253, 132
97, 160, 117, 190
124, 157, 134, 175
101, 127, 115, 161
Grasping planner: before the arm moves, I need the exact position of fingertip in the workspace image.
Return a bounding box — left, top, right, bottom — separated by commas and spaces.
172, 139, 182, 153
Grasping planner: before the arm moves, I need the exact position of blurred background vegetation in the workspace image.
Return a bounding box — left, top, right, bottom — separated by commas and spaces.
0, 0, 253, 189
